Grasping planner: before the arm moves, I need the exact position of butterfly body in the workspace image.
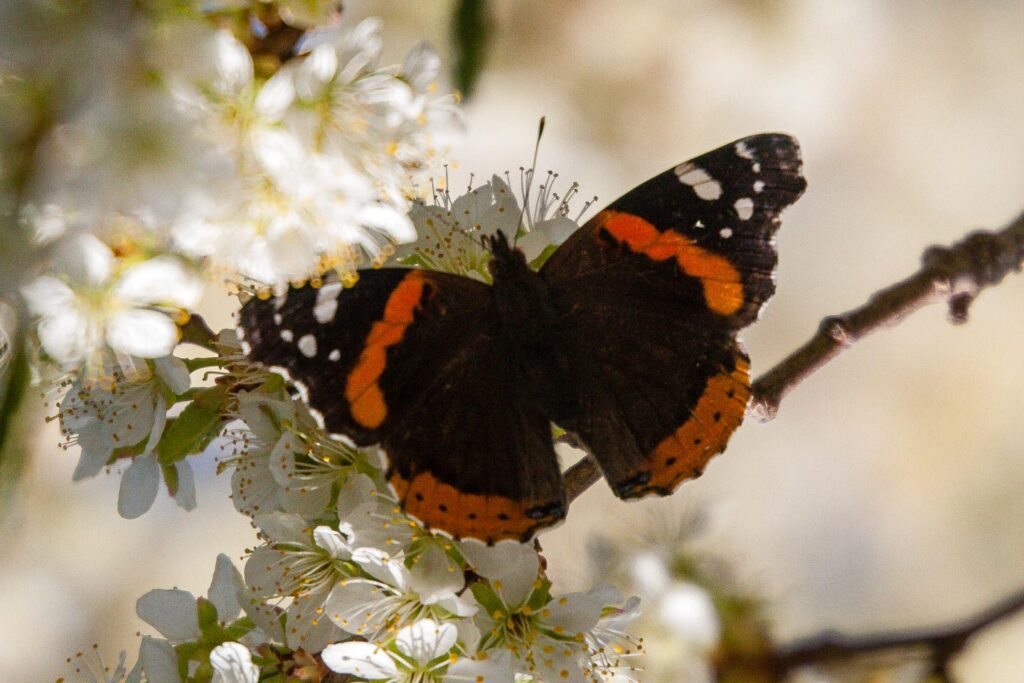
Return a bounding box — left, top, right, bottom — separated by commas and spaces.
241, 134, 806, 543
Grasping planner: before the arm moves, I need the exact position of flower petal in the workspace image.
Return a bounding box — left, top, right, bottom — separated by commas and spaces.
118, 453, 161, 519
154, 355, 191, 395
444, 649, 516, 683
210, 642, 259, 683
21, 275, 75, 317
395, 618, 457, 664
138, 636, 181, 683
136, 589, 200, 643
207, 554, 244, 622
106, 308, 179, 358
408, 544, 464, 605
173, 460, 197, 511
321, 641, 398, 679
36, 305, 94, 363
53, 232, 114, 287
115, 256, 203, 309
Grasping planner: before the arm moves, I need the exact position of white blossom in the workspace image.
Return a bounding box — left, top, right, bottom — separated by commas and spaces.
22, 233, 201, 368
323, 618, 479, 683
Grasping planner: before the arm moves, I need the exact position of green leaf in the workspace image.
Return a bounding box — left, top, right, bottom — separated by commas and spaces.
451, 0, 491, 99
157, 384, 228, 465
196, 597, 220, 633
470, 580, 504, 616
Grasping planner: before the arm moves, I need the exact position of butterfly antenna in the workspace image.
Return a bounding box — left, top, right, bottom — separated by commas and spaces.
513, 116, 545, 248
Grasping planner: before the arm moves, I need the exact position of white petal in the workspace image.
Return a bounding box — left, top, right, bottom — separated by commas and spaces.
358, 204, 417, 243
118, 453, 161, 519
460, 540, 539, 607
138, 636, 181, 683
408, 545, 464, 605
207, 554, 244, 622
115, 256, 203, 309
444, 649, 516, 683
145, 394, 168, 453
285, 588, 347, 652
20, 275, 75, 317
173, 460, 197, 511
252, 511, 309, 544
106, 308, 179, 358
313, 525, 352, 559
210, 642, 259, 683
395, 618, 457, 664
436, 591, 479, 618
136, 589, 200, 643
213, 30, 254, 95
269, 431, 304, 486
351, 547, 409, 588
72, 437, 113, 480
321, 641, 398, 679
324, 579, 391, 636
257, 71, 295, 121
154, 355, 191, 395
545, 591, 604, 636
36, 306, 94, 363
53, 232, 114, 286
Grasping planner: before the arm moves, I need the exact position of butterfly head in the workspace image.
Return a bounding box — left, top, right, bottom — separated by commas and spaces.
485, 230, 528, 281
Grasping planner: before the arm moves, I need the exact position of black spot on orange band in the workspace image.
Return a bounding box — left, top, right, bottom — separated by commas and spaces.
619, 356, 751, 498
389, 470, 565, 543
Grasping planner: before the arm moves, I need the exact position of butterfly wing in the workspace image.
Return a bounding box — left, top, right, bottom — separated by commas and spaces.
541, 134, 805, 497
240, 269, 565, 542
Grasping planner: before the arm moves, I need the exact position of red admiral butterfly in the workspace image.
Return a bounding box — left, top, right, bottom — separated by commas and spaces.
241, 134, 806, 543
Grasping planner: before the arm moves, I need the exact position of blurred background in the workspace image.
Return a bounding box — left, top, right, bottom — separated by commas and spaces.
2, 1, 1024, 681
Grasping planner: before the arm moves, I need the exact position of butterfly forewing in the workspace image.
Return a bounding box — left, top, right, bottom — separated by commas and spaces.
541, 134, 804, 497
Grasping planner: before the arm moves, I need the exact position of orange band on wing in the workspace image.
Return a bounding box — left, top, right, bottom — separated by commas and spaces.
389, 471, 564, 543
623, 356, 751, 497
345, 271, 427, 428
599, 210, 744, 316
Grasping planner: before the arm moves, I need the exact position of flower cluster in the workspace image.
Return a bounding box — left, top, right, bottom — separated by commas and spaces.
7, 5, 643, 681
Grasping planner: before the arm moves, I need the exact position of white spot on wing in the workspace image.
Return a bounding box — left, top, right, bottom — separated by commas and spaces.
328, 349, 341, 361
298, 334, 317, 357
752, 162, 761, 174
753, 180, 765, 193
735, 141, 755, 159
693, 180, 722, 200
674, 163, 723, 199
734, 197, 754, 221
273, 313, 283, 325
720, 228, 733, 239
280, 329, 294, 342
314, 281, 343, 323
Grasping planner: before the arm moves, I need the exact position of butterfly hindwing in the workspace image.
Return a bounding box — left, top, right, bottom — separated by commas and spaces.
240, 269, 566, 542
542, 134, 804, 497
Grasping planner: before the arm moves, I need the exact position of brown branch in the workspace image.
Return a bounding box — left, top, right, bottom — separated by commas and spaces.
750, 209, 1024, 422
562, 209, 1024, 503
771, 586, 1024, 679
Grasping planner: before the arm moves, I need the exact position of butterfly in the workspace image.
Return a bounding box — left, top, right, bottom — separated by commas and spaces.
240, 134, 806, 543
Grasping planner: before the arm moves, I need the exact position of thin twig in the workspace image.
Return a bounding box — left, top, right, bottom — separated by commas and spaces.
773, 586, 1024, 678
562, 209, 1024, 503
750, 209, 1024, 422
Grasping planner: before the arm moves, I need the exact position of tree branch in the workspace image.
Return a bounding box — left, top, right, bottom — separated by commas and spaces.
772, 586, 1024, 678
562, 209, 1024, 503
